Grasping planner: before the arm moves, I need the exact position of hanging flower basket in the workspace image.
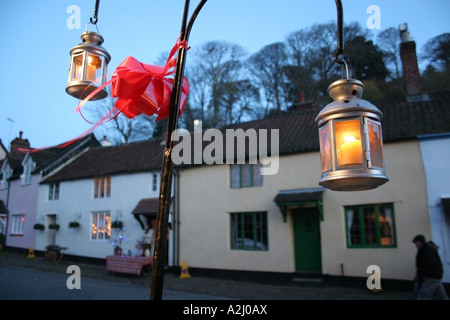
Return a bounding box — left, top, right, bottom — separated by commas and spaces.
111, 220, 123, 230
48, 223, 60, 231
68, 221, 80, 228
33, 223, 45, 231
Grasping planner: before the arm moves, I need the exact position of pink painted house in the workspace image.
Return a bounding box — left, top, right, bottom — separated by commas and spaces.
0, 131, 100, 251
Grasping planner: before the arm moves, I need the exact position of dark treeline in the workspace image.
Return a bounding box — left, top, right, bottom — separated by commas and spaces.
91, 22, 450, 144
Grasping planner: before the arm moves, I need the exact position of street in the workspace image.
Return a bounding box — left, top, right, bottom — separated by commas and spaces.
0, 264, 233, 300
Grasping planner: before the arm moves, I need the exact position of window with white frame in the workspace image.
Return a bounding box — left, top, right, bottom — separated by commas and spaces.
48, 183, 60, 200
91, 211, 111, 240
11, 214, 25, 235
23, 158, 34, 185
93, 177, 111, 198
1, 165, 12, 189
230, 162, 263, 188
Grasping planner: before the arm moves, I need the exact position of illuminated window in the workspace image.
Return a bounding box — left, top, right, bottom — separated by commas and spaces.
230, 212, 268, 251
345, 203, 396, 248
91, 211, 111, 240
94, 177, 111, 198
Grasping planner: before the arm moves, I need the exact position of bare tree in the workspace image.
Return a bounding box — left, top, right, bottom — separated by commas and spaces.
377, 27, 401, 79
421, 33, 450, 72
186, 41, 249, 128
247, 42, 289, 116
86, 93, 156, 145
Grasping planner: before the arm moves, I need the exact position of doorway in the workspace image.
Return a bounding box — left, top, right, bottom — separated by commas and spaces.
292, 207, 322, 272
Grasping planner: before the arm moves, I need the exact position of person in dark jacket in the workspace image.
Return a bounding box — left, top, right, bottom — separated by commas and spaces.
412, 234, 449, 300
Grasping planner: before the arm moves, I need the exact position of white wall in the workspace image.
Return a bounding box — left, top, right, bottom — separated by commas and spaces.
419, 134, 450, 284
36, 171, 167, 259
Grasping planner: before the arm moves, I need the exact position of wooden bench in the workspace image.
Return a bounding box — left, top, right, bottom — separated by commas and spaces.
105, 255, 153, 275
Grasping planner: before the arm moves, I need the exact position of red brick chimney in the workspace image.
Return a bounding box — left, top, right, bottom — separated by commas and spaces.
399, 23, 423, 96
10, 131, 30, 155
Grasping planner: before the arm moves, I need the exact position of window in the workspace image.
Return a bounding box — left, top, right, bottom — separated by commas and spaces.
0, 215, 6, 234
11, 214, 25, 235
1, 165, 12, 189
230, 212, 268, 251
94, 177, 111, 198
91, 211, 111, 240
48, 183, 60, 200
152, 173, 158, 192
230, 163, 263, 188
345, 203, 396, 248
23, 160, 34, 185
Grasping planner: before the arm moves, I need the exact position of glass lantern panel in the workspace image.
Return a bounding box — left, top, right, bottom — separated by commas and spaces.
335, 119, 363, 167
70, 53, 84, 81
319, 123, 331, 173
85, 53, 104, 82
367, 119, 384, 168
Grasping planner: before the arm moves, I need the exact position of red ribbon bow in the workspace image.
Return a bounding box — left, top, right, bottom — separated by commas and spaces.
76, 37, 190, 122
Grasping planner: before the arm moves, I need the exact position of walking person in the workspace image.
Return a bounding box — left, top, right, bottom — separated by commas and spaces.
412, 234, 449, 300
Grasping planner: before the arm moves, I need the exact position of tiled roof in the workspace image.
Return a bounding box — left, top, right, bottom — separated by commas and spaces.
41, 138, 165, 183
4, 133, 100, 180
41, 90, 450, 181
379, 91, 450, 141
31, 133, 101, 175
175, 90, 450, 166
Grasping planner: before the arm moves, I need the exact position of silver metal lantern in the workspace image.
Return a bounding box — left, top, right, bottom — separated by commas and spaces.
66, 31, 111, 100
315, 78, 389, 191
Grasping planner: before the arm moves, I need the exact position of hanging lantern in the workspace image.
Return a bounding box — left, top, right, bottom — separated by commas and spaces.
315, 78, 389, 191
66, 31, 111, 100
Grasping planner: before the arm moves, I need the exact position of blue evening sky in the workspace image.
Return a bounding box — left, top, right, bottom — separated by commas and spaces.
0, 0, 449, 149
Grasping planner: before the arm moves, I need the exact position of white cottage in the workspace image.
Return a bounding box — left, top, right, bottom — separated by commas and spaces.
37, 138, 175, 263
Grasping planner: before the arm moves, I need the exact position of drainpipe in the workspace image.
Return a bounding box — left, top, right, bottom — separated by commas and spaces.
173, 168, 181, 267
4, 177, 11, 248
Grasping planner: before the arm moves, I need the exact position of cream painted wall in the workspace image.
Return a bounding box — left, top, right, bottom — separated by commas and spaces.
178, 139, 431, 281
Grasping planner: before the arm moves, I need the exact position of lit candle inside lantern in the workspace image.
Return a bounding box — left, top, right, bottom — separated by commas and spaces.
338, 136, 362, 165
86, 56, 97, 81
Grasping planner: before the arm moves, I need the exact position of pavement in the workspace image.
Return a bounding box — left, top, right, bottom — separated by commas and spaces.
0, 250, 414, 301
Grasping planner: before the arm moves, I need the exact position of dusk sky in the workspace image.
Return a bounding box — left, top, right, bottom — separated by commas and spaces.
0, 0, 449, 149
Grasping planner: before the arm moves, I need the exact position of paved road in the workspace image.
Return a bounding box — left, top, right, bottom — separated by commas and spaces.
0, 265, 234, 300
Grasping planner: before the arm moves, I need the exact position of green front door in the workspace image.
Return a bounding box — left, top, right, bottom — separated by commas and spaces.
292, 207, 322, 272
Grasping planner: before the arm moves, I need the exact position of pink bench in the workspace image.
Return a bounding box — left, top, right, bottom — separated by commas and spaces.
105, 255, 153, 275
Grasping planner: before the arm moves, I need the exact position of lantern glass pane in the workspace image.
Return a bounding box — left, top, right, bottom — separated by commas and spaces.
319, 123, 331, 173
367, 119, 384, 168
86, 53, 103, 82
335, 119, 363, 166
70, 53, 84, 81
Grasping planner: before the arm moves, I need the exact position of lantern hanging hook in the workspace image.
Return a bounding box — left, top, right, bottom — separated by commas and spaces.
337, 53, 350, 79
90, 0, 100, 25
334, 0, 347, 66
